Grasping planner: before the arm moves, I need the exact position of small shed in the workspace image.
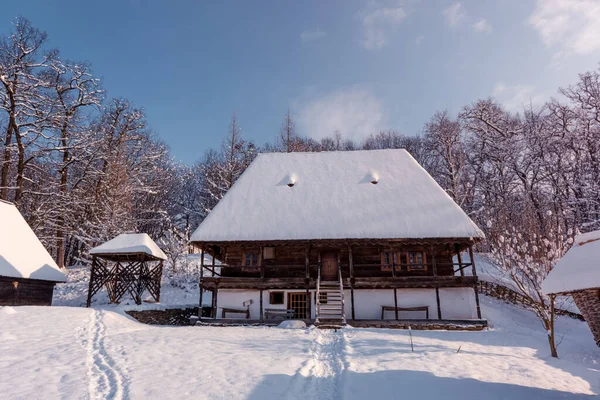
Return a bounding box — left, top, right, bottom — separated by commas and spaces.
543, 231, 600, 347
0, 200, 66, 306
86, 233, 167, 306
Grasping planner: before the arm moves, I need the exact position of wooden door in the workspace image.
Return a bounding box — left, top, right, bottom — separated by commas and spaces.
321, 251, 338, 281
288, 292, 308, 319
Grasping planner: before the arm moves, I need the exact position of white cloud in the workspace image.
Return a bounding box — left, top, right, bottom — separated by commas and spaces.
529, 0, 600, 55
492, 82, 546, 112
443, 2, 465, 28
415, 34, 425, 44
472, 18, 492, 33
300, 28, 326, 46
359, 6, 407, 50
296, 87, 386, 141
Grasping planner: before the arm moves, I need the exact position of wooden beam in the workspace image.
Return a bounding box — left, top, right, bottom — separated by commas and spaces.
348, 245, 355, 320
468, 245, 478, 277
473, 284, 482, 319
393, 288, 398, 320
305, 244, 311, 279
211, 248, 216, 277
455, 243, 464, 277
212, 286, 219, 319
260, 289, 264, 322
431, 245, 437, 277
435, 288, 442, 319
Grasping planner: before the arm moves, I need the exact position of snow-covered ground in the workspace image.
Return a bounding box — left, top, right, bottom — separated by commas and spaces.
1, 296, 598, 399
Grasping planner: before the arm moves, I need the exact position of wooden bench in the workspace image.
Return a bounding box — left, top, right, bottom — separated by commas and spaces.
264, 308, 295, 320
221, 307, 250, 319
381, 305, 429, 320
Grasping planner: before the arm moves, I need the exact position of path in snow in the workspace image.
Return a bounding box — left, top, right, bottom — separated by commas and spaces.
78, 309, 129, 400
285, 328, 350, 400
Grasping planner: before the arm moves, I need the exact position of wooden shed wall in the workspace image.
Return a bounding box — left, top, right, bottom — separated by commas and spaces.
0, 277, 56, 306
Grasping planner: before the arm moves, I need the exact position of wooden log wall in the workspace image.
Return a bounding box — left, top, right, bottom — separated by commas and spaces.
0, 277, 55, 306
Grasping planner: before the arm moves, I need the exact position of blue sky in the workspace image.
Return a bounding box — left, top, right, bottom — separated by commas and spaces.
3, 1, 600, 163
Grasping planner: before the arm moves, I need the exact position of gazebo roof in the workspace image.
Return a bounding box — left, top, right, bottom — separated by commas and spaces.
543, 231, 600, 295
0, 200, 66, 283
90, 233, 167, 261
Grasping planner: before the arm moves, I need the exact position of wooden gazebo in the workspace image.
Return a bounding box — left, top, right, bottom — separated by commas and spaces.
86, 233, 166, 307
543, 230, 600, 347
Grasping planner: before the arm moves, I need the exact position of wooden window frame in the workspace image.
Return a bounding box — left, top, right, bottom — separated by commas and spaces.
380, 250, 402, 271
269, 291, 285, 305
406, 250, 427, 271
242, 249, 261, 271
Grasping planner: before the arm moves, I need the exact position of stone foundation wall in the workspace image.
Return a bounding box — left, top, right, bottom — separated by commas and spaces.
572, 289, 600, 347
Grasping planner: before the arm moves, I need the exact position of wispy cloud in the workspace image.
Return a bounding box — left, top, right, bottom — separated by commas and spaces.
472, 18, 492, 34
296, 86, 386, 141
359, 5, 407, 50
493, 82, 546, 112
415, 34, 425, 45
300, 28, 326, 46
529, 0, 600, 56
443, 2, 465, 28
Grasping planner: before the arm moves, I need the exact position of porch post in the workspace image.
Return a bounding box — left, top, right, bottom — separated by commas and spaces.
393, 288, 398, 320
212, 286, 219, 319
430, 245, 437, 276
305, 244, 311, 319
211, 247, 216, 277
468, 245, 482, 319
435, 288, 442, 319
259, 246, 265, 279
348, 244, 356, 320
198, 248, 204, 318
260, 289, 264, 322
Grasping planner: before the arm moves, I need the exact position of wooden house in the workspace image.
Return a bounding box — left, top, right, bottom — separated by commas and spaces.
0, 200, 66, 306
543, 231, 600, 347
191, 149, 486, 328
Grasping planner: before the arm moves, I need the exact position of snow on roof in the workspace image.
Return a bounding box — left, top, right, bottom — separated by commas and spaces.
90, 233, 167, 260
0, 200, 66, 282
543, 230, 600, 295
192, 149, 484, 242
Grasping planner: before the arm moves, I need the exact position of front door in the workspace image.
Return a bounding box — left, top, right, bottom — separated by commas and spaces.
288, 292, 309, 319
321, 251, 338, 281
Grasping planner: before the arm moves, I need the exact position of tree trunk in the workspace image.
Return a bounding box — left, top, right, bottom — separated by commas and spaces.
547, 295, 558, 358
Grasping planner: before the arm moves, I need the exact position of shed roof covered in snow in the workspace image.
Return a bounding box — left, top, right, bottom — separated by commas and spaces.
0, 200, 66, 282
90, 233, 167, 261
191, 149, 484, 243
543, 231, 600, 295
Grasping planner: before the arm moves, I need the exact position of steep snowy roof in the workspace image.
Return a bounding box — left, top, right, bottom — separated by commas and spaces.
543, 231, 600, 295
0, 200, 66, 282
90, 233, 167, 260
192, 149, 484, 242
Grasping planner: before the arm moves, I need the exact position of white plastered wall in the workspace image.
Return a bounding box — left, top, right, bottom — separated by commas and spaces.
215, 287, 479, 320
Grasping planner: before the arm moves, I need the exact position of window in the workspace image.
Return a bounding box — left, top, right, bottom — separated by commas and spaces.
270, 291, 284, 305
381, 251, 396, 271
407, 251, 427, 271
244, 252, 259, 266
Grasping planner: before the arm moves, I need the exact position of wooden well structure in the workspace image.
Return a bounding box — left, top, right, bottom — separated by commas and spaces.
86, 233, 166, 307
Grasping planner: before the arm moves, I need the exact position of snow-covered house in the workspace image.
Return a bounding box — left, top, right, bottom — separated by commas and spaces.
191, 149, 486, 327
0, 200, 66, 306
543, 231, 600, 347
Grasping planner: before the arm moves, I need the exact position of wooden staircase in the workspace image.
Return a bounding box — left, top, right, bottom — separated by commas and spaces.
315, 264, 346, 328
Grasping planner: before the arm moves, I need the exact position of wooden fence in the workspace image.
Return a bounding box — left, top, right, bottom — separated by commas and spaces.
477, 280, 584, 321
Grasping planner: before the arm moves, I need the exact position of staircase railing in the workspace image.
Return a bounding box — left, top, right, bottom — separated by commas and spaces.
338, 262, 346, 324
315, 262, 322, 323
